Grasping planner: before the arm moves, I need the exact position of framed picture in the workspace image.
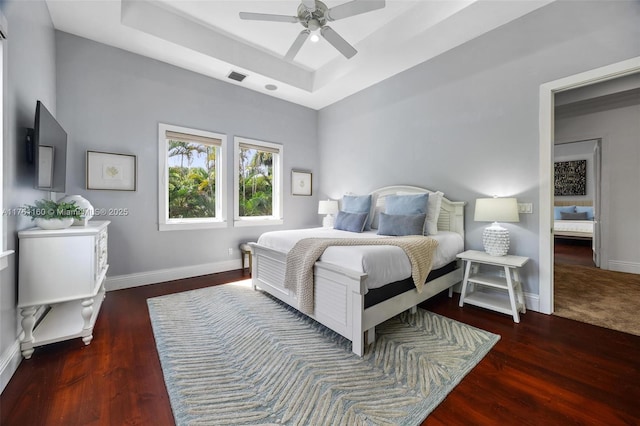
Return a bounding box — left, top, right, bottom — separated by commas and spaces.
291, 170, 312, 196
87, 150, 137, 191
554, 160, 586, 196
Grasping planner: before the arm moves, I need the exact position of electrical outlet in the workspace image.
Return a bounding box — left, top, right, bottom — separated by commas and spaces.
518, 203, 533, 214
228, 248, 233, 256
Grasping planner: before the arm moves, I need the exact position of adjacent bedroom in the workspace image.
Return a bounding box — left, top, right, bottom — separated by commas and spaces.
553, 75, 640, 337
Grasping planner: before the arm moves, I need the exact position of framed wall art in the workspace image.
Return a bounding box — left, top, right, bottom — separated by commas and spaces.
87, 150, 137, 191
554, 159, 586, 196
291, 170, 312, 196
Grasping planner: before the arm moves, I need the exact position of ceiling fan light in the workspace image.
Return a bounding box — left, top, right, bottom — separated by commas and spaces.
307, 18, 321, 31
309, 33, 320, 43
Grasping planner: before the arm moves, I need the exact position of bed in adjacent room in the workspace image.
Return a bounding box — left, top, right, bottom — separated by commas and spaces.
250, 185, 465, 356
553, 201, 594, 240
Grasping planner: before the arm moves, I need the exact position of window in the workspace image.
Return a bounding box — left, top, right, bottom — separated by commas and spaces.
234, 137, 283, 226
158, 123, 226, 231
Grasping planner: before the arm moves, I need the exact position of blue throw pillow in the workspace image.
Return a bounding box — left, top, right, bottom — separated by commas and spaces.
377, 213, 426, 236
342, 195, 373, 230
554, 205, 575, 220
575, 206, 594, 220
334, 211, 368, 233
385, 193, 429, 215
560, 211, 589, 220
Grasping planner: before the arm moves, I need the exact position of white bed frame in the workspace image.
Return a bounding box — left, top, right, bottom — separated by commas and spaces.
554, 200, 594, 240
250, 185, 466, 356
554, 225, 593, 240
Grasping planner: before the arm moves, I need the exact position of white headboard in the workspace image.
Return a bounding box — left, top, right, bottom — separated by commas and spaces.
369, 185, 466, 239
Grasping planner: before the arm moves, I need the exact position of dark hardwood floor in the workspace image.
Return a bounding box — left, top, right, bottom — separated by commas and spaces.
2, 269, 639, 425
554, 238, 595, 267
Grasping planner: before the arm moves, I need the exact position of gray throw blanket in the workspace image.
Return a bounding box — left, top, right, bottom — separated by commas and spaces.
284, 236, 439, 314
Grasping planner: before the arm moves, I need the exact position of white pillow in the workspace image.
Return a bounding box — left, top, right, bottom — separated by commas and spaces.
398, 190, 443, 235
370, 198, 385, 229
426, 191, 444, 235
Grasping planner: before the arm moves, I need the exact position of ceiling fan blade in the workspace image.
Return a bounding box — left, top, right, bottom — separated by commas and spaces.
239, 12, 299, 23
327, 0, 385, 21
284, 29, 311, 61
320, 26, 357, 59
301, 0, 316, 13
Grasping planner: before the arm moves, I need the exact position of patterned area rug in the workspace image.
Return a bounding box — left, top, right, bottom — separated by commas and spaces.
148, 281, 499, 425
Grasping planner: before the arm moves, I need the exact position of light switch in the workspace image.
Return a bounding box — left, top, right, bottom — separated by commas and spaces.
518, 203, 533, 214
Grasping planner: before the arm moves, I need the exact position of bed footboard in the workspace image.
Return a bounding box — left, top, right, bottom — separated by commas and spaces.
250, 243, 462, 356
250, 244, 369, 354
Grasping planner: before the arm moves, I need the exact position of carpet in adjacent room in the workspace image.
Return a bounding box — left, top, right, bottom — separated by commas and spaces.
554, 263, 640, 336
148, 281, 499, 425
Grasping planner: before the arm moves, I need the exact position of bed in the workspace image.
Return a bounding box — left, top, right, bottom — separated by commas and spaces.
250, 185, 465, 356
554, 201, 594, 240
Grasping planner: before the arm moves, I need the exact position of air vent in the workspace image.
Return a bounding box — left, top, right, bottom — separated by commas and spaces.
227, 71, 247, 82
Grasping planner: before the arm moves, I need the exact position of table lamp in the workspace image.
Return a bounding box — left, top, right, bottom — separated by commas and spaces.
474, 197, 519, 256
318, 200, 339, 228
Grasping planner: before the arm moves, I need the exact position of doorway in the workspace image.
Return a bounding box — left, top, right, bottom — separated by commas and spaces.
552, 138, 601, 269
538, 56, 640, 315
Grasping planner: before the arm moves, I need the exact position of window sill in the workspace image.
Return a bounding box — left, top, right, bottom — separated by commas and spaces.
234, 218, 283, 227
159, 221, 227, 231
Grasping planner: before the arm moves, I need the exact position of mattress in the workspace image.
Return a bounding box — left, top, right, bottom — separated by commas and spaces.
256, 227, 464, 292
554, 220, 594, 235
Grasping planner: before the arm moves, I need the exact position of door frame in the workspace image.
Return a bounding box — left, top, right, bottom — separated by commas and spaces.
538, 56, 640, 314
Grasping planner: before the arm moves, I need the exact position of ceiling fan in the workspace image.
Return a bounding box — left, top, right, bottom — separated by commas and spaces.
239, 0, 386, 61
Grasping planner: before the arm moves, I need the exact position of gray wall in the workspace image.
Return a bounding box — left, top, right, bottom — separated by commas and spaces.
55, 32, 318, 278
1, 0, 57, 389
556, 100, 640, 273
317, 0, 640, 297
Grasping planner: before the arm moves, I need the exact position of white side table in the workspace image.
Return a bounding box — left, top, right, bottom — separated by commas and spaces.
456, 250, 529, 323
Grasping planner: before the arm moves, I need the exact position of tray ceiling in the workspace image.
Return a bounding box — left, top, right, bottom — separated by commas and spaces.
46, 0, 554, 109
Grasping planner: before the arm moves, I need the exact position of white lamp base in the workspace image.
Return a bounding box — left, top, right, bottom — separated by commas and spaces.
322, 214, 335, 228
482, 222, 510, 256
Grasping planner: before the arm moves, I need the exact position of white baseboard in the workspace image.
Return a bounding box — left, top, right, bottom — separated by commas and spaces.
106, 259, 242, 291
608, 260, 640, 275
0, 339, 22, 394
524, 291, 540, 312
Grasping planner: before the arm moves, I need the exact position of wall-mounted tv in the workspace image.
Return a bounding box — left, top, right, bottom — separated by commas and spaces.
32, 101, 67, 193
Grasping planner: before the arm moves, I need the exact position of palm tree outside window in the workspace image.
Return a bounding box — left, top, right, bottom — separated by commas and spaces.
158, 124, 227, 231
234, 137, 283, 226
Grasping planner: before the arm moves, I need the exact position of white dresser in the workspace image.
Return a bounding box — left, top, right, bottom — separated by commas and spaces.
18, 221, 110, 359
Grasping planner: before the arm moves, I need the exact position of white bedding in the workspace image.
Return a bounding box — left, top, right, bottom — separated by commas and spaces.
554, 219, 594, 235
257, 227, 464, 292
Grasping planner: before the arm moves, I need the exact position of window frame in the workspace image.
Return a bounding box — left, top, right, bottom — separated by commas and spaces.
233, 136, 283, 227
158, 123, 227, 231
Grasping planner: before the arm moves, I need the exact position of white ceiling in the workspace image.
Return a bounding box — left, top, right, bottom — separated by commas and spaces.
46, 0, 554, 109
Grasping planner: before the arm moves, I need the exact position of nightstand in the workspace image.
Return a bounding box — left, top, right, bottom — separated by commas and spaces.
456, 250, 529, 322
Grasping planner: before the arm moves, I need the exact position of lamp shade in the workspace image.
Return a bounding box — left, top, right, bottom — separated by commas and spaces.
318, 200, 339, 215
474, 198, 519, 223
